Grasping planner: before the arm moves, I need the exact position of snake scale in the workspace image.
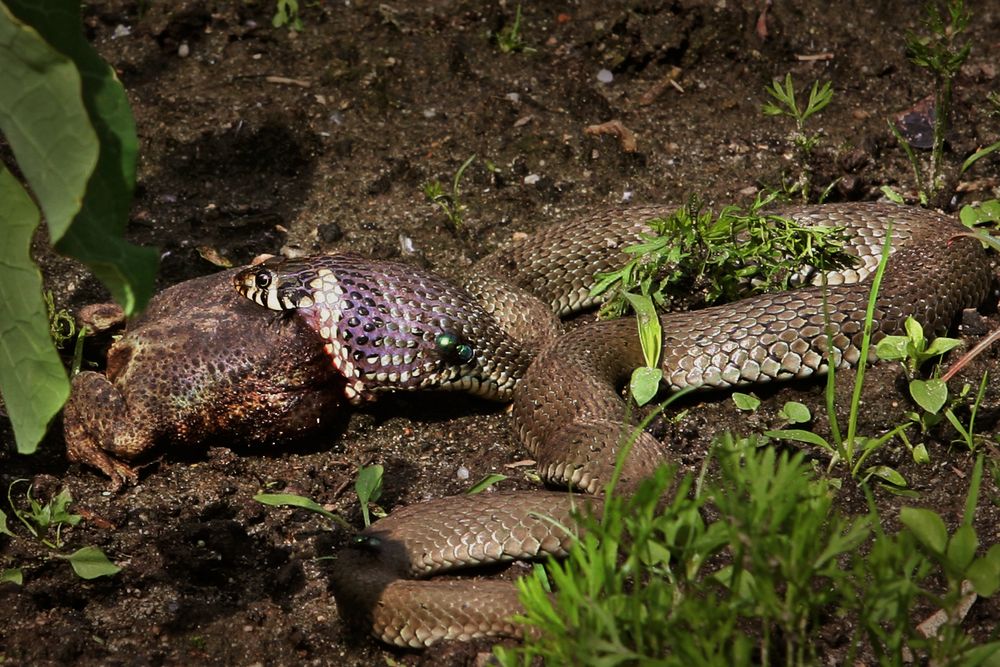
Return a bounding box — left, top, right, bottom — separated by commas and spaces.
234, 203, 992, 647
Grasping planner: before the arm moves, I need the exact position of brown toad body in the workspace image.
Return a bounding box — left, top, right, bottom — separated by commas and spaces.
63, 268, 344, 487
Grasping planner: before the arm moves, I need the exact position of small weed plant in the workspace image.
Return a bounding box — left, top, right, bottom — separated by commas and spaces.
272, 0, 303, 30
876, 316, 989, 452
0, 480, 120, 581
591, 191, 853, 320
493, 4, 533, 54
254, 463, 383, 528
496, 440, 1000, 666
897, 0, 971, 201
762, 74, 834, 201
423, 154, 477, 231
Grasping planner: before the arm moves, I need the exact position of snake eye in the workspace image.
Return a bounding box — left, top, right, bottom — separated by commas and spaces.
435, 333, 474, 364
254, 271, 272, 290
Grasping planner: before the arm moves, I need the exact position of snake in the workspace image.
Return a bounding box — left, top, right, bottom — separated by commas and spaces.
234, 203, 992, 647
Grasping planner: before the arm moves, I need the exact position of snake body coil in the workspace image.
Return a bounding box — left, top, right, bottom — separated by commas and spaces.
234, 203, 992, 647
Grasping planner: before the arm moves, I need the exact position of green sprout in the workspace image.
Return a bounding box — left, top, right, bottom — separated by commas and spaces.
423, 154, 477, 231
762, 74, 834, 201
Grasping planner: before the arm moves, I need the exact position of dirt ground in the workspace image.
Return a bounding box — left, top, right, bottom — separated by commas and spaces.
2, 0, 1000, 665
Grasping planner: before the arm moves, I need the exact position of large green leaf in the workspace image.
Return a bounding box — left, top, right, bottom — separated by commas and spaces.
0, 167, 70, 453
2, 0, 158, 313
0, 3, 95, 230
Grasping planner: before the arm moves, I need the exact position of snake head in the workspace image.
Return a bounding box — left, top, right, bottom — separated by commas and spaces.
234, 258, 317, 311
234, 253, 527, 403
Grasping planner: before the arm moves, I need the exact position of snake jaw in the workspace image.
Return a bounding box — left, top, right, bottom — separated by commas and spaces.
235, 253, 521, 402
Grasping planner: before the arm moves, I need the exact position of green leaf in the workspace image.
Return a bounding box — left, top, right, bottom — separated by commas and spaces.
966, 545, 1000, 597
910, 378, 948, 414
65, 545, 120, 579
0, 507, 13, 537
946, 524, 979, 571
764, 428, 832, 451
623, 292, 662, 370
959, 199, 1000, 227
630, 366, 662, 407
467, 473, 508, 494
865, 465, 907, 487
924, 336, 962, 357
0, 4, 96, 240
1, 568, 22, 585
961, 140, 1000, 173
731, 392, 760, 411
903, 316, 924, 347
912, 442, 930, 464
959, 641, 1000, 667
900, 506, 948, 555
875, 335, 909, 361
3, 0, 158, 314
778, 401, 811, 424
49, 488, 81, 527
0, 167, 70, 454
356, 464, 384, 527
253, 493, 347, 527
879, 185, 906, 204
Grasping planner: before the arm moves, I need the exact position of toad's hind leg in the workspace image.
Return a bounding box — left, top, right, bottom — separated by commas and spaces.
63, 371, 155, 488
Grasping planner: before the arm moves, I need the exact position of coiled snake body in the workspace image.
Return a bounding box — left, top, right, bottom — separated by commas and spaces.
235, 203, 992, 647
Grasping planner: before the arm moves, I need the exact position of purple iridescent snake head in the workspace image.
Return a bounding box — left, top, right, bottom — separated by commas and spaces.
234, 253, 528, 403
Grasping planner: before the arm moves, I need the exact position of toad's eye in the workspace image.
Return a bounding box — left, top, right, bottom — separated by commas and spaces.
435, 333, 474, 364
255, 271, 272, 289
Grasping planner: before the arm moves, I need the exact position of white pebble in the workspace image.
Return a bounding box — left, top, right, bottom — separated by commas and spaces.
178, 42, 190, 58
597, 69, 613, 83
112, 24, 131, 39
523, 174, 540, 185
456, 466, 470, 480
398, 234, 415, 254
506, 92, 521, 103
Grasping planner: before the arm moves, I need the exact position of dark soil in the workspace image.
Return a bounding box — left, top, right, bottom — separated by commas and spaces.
3, 1, 1000, 665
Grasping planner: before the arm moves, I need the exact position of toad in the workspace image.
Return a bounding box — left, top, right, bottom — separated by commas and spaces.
63, 268, 345, 488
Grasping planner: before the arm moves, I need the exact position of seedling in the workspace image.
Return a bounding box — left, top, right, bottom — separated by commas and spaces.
254, 492, 351, 530
467, 473, 508, 494
423, 154, 476, 231
494, 4, 533, 54
272, 0, 303, 30
897, 0, 971, 200
762, 74, 834, 201
876, 315, 963, 380
622, 292, 662, 406
355, 464, 384, 527
7, 480, 80, 550
1, 481, 120, 580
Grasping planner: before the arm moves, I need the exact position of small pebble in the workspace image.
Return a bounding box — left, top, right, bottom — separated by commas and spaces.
398, 234, 415, 254
178, 42, 190, 58
596, 69, 613, 83
523, 174, 540, 185
112, 24, 131, 39
456, 466, 470, 480
505, 92, 520, 103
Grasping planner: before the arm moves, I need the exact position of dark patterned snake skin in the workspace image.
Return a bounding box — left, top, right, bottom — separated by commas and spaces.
234, 203, 992, 647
